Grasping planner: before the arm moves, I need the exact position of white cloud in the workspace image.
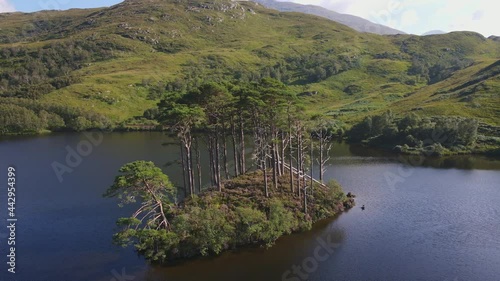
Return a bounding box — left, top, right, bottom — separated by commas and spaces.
283, 0, 499, 36
472, 10, 484, 21
400, 9, 419, 27
0, 0, 15, 13
448, 8, 498, 36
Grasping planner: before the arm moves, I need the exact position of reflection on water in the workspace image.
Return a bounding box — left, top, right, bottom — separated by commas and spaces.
345, 142, 500, 171
0, 132, 499, 281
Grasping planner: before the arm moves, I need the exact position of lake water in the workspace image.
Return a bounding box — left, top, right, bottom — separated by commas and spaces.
0, 132, 499, 281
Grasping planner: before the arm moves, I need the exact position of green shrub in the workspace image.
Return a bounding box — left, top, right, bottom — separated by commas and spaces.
234, 207, 268, 244
173, 205, 235, 256
68, 116, 93, 132
133, 230, 179, 263
0, 104, 43, 134
262, 199, 297, 246
39, 110, 65, 131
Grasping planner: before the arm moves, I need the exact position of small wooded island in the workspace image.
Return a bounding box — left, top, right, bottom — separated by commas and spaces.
104, 161, 354, 263
103, 79, 355, 263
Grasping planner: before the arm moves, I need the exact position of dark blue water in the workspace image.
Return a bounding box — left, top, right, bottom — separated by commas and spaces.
0, 132, 499, 281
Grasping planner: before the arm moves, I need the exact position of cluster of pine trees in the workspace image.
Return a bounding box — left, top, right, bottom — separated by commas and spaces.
157, 78, 339, 200
103, 79, 351, 263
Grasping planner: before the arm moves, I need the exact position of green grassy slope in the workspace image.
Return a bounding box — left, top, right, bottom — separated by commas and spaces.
0, 0, 498, 130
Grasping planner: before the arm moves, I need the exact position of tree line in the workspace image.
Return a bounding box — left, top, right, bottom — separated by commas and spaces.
347, 111, 480, 155
0, 99, 111, 135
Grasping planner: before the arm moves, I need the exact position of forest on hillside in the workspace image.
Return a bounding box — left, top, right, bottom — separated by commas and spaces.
1, 0, 499, 135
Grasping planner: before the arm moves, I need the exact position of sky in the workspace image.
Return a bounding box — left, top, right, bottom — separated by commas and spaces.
0, 0, 497, 36
284, 0, 499, 36
0, 0, 122, 13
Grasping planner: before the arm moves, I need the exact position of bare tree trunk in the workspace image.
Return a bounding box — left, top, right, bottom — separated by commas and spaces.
296, 130, 301, 197
239, 115, 246, 174
189, 144, 194, 196
215, 129, 222, 191
180, 141, 187, 196
302, 150, 307, 196
145, 184, 170, 230
272, 131, 278, 189
289, 131, 294, 194
222, 135, 230, 180
319, 134, 324, 183
207, 136, 215, 186
276, 137, 282, 177
184, 136, 194, 197
310, 139, 314, 195
281, 131, 286, 176
254, 125, 261, 170
231, 118, 239, 177
323, 142, 332, 182
206, 135, 215, 186
195, 137, 202, 193
255, 117, 269, 197
263, 146, 269, 197
303, 185, 307, 213
222, 118, 230, 180
301, 135, 307, 197
316, 129, 332, 184
287, 104, 294, 194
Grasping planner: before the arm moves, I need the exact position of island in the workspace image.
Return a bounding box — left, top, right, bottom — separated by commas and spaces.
104, 161, 354, 263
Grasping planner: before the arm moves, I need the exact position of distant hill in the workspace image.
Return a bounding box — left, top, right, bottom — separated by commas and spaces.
488, 35, 500, 42
0, 0, 499, 133
253, 0, 405, 35
422, 30, 447, 36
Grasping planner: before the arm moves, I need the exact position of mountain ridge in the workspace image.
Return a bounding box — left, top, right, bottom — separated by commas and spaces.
252, 0, 406, 35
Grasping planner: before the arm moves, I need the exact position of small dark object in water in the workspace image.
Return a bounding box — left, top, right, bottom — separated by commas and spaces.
361, 205, 365, 210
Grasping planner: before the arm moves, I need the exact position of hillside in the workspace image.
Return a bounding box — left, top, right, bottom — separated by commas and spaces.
0, 0, 499, 134
253, 0, 405, 35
